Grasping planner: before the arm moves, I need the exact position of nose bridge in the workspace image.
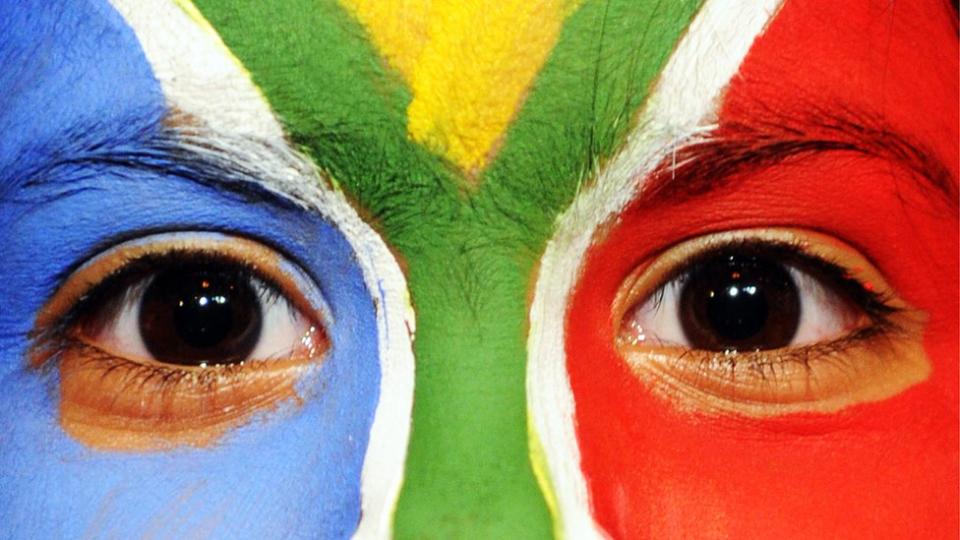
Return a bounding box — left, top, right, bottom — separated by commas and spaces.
391, 217, 553, 537
187, 0, 705, 534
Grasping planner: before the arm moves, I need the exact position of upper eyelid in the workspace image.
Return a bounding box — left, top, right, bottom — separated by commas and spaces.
617, 232, 901, 335
36, 231, 334, 344
10, 114, 383, 319
19, 123, 364, 317
640, 238, 808, 289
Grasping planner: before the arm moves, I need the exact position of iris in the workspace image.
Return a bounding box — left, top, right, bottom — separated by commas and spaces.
140, 262, 264, 366
678, 253, 800, 351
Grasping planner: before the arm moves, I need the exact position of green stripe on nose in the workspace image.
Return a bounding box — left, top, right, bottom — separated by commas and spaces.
191, 0, 700, 536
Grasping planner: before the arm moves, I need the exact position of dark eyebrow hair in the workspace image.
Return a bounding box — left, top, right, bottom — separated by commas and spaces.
12, 116, 315, 213
639, 105, 958, 213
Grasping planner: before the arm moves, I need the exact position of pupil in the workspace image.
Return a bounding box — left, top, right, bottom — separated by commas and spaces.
139, 262, 263, 366
678, 252, 800, 351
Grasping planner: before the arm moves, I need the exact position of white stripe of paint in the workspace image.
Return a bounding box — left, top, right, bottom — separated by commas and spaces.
108, 2, 416, 539
109, 0, 283, 140
526, 0, 784, 536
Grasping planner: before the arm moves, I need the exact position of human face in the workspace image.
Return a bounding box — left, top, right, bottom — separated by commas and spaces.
0, 1, 955, 538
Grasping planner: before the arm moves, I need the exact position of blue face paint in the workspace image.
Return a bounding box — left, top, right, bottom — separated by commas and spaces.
0, 2, 380, 538
0, 1, 164, 194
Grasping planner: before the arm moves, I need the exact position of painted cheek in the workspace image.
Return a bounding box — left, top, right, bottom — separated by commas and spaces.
567, 155, 957, 538
0, 177, 383, 537
1, 0, 412, 536
566, 2, 956, 537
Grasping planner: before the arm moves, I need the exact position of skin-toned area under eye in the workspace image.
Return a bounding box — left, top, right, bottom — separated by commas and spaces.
31, 232, 329, 451
612, 228, 928, 417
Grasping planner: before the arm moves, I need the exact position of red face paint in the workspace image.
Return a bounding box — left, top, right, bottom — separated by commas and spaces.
566, 1, 958, 537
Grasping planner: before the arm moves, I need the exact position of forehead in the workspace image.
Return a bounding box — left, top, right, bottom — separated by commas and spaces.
1, 1, 706, 202
9, 1, 954, 207
0, 3, 162, 180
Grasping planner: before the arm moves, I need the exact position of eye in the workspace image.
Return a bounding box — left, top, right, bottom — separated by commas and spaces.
33, 233, 328, 451
621, 248, 865, 352
614, 229, 928, 416
85, 258, 318, 368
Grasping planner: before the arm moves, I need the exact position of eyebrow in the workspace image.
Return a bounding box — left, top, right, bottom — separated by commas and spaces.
639, 106, 958, 212
16, 116, 319, 213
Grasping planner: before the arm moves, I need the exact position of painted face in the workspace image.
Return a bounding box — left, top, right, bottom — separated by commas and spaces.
0, 1, 955, 538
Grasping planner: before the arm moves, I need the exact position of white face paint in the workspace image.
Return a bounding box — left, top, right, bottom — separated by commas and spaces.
525, 0, 784, 536
106, 2, 416, 537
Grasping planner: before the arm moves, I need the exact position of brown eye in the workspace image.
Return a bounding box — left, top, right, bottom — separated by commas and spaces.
619, 241, 868, 351
677, 252, 800, 351
33, 233, 329, 450
74, 255, 321, 369
614, 229, 930, 416
139, 263, 264, 366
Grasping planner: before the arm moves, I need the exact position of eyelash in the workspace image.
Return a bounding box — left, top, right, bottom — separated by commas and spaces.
646, 238, 897, 319
38, 250, 287, 350
27, 232, 335, 450
633, 238, 903, 382
671, 325, 891, 383
28, 254, 272, 410
68, 342, 270, 399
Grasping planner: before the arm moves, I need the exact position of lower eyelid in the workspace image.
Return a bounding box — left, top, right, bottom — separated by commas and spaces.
620, 311, 929, 417
57, 340, 314, 451
32, 231, 331, 451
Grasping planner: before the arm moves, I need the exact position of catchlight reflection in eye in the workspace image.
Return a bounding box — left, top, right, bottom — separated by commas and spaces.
614, 229, 930, 417
32, 232, 329, 451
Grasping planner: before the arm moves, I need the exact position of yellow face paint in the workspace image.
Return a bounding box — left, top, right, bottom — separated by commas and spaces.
341, 0, 581, 175
527, 413, 563, 538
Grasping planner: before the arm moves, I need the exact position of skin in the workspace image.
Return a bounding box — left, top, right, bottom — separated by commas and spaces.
0, 1, 956, 539
0, 3, 383, 536
192, 3, 701, 535
568, 3, 958, 537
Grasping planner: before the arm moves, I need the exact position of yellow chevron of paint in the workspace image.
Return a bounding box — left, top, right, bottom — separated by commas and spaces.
341, 0, 581, 175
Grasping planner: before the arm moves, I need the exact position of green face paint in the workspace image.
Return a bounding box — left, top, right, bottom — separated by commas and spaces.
192, 1, 701, 536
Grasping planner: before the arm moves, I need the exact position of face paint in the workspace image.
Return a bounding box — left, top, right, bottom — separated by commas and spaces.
2, 0, 956, 537
190, 0, 705, 535
0, 1, 412, 537
527, 2, 784, 534
340, 0, 584, 174
553, 0, 957, 537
